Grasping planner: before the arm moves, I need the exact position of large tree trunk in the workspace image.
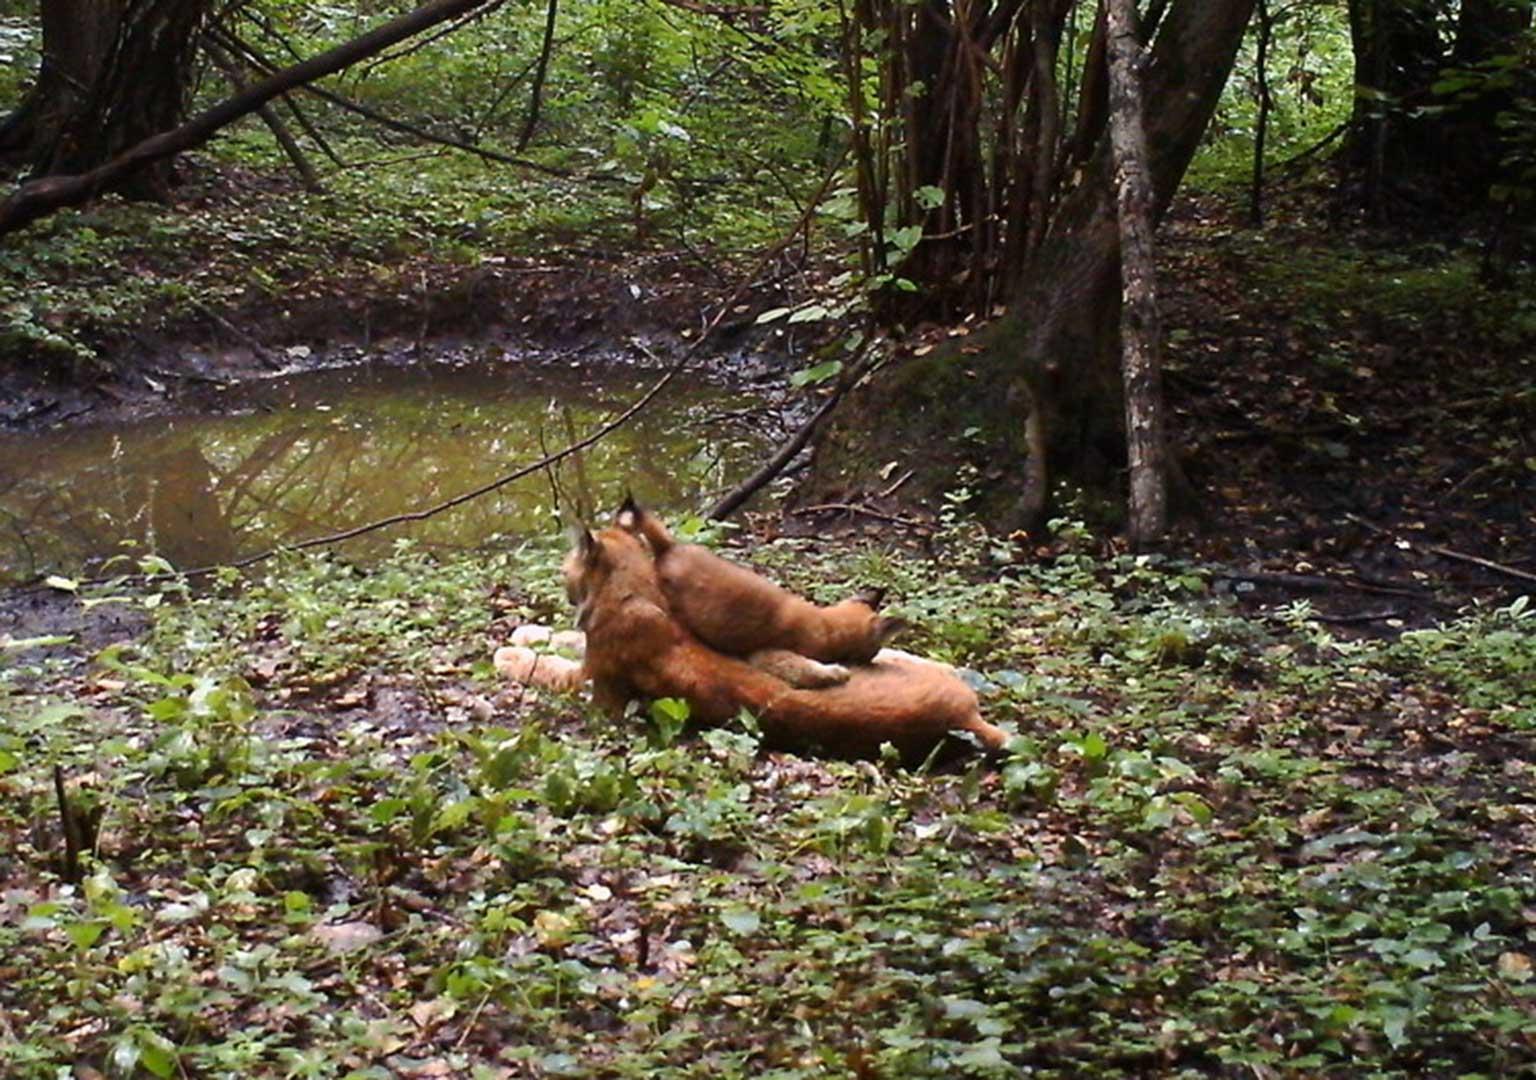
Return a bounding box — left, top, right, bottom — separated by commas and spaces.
1001, 0, 1254, 528
803, 0, 1253, 531
0, 0, 209, 200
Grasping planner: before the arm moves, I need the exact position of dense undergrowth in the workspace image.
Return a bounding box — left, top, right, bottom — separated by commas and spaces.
2, 523, 1532, 1077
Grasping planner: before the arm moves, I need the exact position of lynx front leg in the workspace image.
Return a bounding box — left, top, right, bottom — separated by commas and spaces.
747, 649, 850, 689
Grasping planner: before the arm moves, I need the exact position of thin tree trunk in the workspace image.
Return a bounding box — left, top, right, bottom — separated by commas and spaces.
203, 36, 322, 191
1106, 0, 1166, 547
1249, 0, 1273, 226
515, 0, 559, 151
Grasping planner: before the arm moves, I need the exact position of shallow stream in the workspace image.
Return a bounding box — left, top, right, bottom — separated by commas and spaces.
0, 361, 777, 587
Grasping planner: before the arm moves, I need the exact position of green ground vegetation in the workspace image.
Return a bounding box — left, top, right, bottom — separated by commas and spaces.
2, 521, 1532, 1076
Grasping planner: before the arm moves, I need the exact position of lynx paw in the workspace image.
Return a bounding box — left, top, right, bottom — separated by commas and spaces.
494, 645, 586, 692
748, 649, 851, 689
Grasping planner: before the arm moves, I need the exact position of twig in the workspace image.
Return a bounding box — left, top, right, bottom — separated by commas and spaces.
791, 502, 931, 530
1344, 512, 1536, 586
878, 468, 914, 499
189, 297, 279, 366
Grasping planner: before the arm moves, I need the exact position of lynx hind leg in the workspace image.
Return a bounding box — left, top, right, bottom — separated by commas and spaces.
748, 649, 851, 689
494, 646, 586, 692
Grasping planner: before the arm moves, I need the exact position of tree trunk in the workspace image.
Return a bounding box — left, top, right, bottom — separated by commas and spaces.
0, 0, 209, 200
0, 0, 502, 235
803, 0, 1253, 532
1106, 0, 1166, 547
1003, 0, 1253, 529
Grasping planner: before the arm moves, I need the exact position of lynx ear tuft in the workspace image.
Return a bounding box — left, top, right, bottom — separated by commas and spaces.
855, 586, 889, 611
616, 490, 642, 530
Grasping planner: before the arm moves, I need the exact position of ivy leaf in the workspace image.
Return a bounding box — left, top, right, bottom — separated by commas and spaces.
135, 1030, 179, 1079
914, 184, 946, 210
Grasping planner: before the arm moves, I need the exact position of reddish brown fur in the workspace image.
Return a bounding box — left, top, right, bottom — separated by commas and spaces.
616, 499, 900, 664
565, 527, 1008, 761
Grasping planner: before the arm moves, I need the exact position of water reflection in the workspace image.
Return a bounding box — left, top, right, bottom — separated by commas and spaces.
0, 364, 775, 585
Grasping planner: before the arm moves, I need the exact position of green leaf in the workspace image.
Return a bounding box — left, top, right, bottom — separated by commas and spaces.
433, 797, 479, 832
720, 906, 761, 935
648, 697, 690, 748
914, 184, 946, 209
1174, 792, 1214, 825
888, 225, 923, 254
755, 306, 792, 324
1379, 1008, 1411, 1048
789, 359, 843, 388
787, 304, 830, 324
66, 921, 107, 950
44, 574, 79, 592
135, 1029, 178, 1079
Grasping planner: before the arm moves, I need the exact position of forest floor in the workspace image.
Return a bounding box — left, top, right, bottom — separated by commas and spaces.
2, 174, 1534, 1077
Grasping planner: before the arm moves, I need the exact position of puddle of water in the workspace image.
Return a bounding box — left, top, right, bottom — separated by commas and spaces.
0, 363, 778, 586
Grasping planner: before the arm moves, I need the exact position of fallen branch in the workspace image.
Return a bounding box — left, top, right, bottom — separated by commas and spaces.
1343, 512, 1536, 586
706, 389, 845, 520
0, 0, 501, 235
1426, 545, 1536, 587
1312, 608, 1405, 625
707, 326, 863, 522
1219, 570, 1425, 598
791, 502, 931, 530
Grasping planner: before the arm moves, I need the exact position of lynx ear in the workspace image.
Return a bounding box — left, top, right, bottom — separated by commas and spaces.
874, 615, 908, 645
855, 586, 889, 611
569, 525, 601, 563
616, 490, 642, 531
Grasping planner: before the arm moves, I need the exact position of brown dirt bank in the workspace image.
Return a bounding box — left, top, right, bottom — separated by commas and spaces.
0, 250, 801, 435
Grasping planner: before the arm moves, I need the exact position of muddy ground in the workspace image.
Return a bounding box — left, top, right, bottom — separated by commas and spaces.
4, 186, 1533, 641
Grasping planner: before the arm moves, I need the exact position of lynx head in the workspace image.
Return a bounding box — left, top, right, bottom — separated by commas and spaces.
562, 525, 659, 628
